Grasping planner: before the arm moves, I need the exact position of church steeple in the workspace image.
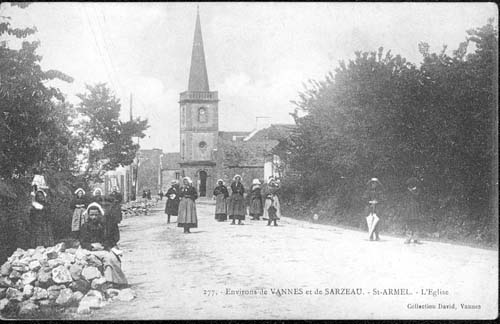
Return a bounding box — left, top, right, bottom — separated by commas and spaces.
188, 7, 210, 92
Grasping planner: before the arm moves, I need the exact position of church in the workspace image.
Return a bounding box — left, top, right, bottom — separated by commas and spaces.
107, 9, 295, 200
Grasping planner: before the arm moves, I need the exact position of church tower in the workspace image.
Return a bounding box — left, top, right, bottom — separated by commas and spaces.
179, 7, 219, 197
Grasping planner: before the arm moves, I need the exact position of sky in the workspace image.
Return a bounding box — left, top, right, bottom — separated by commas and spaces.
1, 2, 496, 153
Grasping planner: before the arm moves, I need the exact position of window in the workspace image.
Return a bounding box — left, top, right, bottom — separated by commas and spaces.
198, 107, 207, 123
199, 141, 207, 149
175, 172, 180, 180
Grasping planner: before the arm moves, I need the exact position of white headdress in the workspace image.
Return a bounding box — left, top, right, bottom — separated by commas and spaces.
252, 179, 261, 185
74, 188, 85, 195
92, 188, 103, 196
217, 179, 224, 185
233, 174, 242, 181
84, 202, 105, 216
183, 177, 193, 184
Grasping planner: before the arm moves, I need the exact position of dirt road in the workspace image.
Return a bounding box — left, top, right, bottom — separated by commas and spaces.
79, 200, 498, 320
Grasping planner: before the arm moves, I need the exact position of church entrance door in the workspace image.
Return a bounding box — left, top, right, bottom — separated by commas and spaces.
199, 170, 207, 197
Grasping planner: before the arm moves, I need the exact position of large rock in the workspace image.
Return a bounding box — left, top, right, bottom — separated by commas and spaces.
55, 288, 73, 306
59, 253, 75, 265
47, 284, 66, 292
31, 287, 48, 300
0, 262, 11, 276
22, 285, 34, 298
79, 290, 104, 309
0, 298, 9, 312
21, 271, 37, 286
70, 291, 84, 304
69, 279, 91, 294
18, 300, 39, 316
52, 265, 72, 284
74, 248, 90, 261
47, 289, 60, 301
38, 299, 53, 307
65, 248, 77, 255
69, 264, 83, 280
81, 266, 101, 281
36, 270, 53, 288
85, 254, 103, 268
28, 260, 41, 272
11, 264, 28, 273
0, 276, 13, 288
116, 288, 136, 302
31, 253, 45, 262
90, 277, 107, 291
104, 288, 120, 299
76, 304, 91, 314
6, 287, 23, 301
0, 287, 6, 299
47, 259, 63, 269
26, 249, 36, 256
9, 270, 21, 279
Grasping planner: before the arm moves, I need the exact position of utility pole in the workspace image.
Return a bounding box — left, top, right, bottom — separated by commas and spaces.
129, 93, 135, 201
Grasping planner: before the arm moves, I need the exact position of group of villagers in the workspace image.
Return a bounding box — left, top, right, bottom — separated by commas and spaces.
30, 186, 128, 288
164, 175, 282, 233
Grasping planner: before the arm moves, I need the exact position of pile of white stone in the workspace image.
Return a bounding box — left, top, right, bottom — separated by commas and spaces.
0, 243, 135, 318
121, 199, 158, 217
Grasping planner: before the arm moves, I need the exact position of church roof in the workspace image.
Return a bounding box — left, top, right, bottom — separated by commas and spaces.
187, 8, 210, 92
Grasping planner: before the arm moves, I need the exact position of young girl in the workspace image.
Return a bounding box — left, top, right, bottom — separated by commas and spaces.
264, 178, 281, 226
249, 179, 263, 220
213, 179, 229, 221
71, 188, 87, 239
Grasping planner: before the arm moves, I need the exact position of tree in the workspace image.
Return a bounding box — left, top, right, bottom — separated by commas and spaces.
282, 20, 497, 243
1, 2, 76, 179
76, 83, 149, 182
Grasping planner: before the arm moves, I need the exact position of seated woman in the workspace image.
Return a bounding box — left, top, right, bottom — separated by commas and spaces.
80, 202, 128, 287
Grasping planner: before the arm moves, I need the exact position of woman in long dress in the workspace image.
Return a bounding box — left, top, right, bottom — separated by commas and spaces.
213, 179, 229, 221
228, 175, 245, 225
263, 178, 282, 226
402, 177, 422, 244
106, 186, 122, 248
165, 180, 180, 224
363, 178, 384, 241
29, 190, 55, 248
80, 202, 128, 287
177, 177, 198, 233
71, 188, 88, 239
249, 179, 263, 220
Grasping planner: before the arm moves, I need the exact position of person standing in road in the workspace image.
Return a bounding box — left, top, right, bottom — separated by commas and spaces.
70, 188, 88, 239
178, 177, 198, 233
363, 178, 384, 241
106, 186, 123, 248
402, 177, 423, 244
249, 179, 263, 220
263, 178, 281, 226
165, 180, 180, 224
228, 175, 245, 225
213, 179, 229, 222
29, 190, 55, 248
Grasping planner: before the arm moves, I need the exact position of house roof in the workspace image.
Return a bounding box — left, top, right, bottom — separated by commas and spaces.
244, 124, 296, 142
218, 131, 251, 141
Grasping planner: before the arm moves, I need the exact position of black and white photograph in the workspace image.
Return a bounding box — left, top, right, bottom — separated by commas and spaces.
0, 2, 498, 320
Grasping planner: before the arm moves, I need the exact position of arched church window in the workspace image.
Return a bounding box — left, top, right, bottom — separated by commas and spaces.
198, 107, 207, 123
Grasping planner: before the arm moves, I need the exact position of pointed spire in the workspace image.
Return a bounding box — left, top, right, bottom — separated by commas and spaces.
188, 6, 210, 92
